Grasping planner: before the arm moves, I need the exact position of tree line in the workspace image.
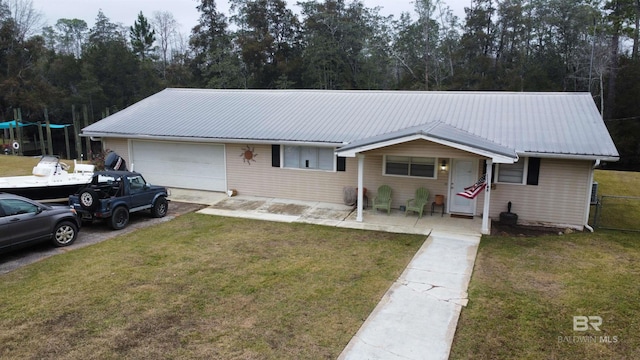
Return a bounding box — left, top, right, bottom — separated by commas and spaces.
0, 0, 638, 169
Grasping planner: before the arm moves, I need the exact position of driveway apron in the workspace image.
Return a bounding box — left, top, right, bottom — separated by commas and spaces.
338, 230, 481, 360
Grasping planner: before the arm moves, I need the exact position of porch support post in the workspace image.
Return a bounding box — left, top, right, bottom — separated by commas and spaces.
482, 159, 493, 235
356, 154, 365, 222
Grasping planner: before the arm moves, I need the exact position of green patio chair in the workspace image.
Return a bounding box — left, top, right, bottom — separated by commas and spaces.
373, 185, 392, 214
405, 187, 430, 218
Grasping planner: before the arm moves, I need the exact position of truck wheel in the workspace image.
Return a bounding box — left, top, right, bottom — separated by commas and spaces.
52, 221, 78, 247
79, 189, 98, 211
151, 197, 168, 218
110, 207, 129, 230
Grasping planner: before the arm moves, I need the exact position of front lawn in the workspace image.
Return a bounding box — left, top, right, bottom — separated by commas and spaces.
450, 230, 640, 359
0, 215, 424, 359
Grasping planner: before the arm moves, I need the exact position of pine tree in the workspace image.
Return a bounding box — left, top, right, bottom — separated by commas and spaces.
130, 11, 156, 60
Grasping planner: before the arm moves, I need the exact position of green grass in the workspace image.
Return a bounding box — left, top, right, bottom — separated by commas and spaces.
592, 170, 640, 230
594, 169, 640, 197
0, 215, 424, 359
451, 169, 640, 359
0, 154, 42, 175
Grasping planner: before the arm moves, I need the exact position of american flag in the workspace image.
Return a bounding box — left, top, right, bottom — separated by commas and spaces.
456, 174, 487, 199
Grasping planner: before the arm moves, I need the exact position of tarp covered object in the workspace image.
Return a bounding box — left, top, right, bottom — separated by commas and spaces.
0, 120, 70, 129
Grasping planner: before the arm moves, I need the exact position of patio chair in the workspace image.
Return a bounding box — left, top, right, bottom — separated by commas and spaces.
373, 185, 392, 214
405, 187, 430, 218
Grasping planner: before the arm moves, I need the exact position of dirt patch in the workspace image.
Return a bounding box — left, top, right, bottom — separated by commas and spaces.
490, 220, 567, 237
214, 198, 265, 211
266, 203, 309, 215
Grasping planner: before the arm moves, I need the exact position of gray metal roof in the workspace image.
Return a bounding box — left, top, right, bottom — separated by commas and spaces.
82, 88, 619, 160
337, 121, 518, 159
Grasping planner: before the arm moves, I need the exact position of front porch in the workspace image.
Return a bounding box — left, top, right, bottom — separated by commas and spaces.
343, 207, 483, 236
336, 122, 519, 235
169, 188, 483, 236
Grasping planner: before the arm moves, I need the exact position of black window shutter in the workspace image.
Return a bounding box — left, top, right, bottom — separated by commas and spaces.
483, 160, 496, 183
271, 145, 280, 167
337, 157, 346, 172
527, 157, 541, 185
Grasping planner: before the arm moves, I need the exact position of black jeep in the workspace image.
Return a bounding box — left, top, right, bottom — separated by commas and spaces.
69, 170, 169, 230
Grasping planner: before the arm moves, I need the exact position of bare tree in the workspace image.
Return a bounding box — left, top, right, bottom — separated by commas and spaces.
55, 18, 88, 58
152, 11, 178, 79
172, 31, 191, 62
6, 0, 44, 40
415, 0, 436, 90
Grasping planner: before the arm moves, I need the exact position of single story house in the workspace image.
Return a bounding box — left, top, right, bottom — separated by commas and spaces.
81, 89, 619, 234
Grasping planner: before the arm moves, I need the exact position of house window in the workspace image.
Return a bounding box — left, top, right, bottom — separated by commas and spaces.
497, 158, 527, 184
283, 146, 334, 171
384, 156, 436, 178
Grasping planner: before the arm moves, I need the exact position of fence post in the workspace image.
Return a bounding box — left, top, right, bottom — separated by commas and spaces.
83, 105, 91, 160
44, 108, 53, 155
37, 121, 45, 155
593, 198, 601, 228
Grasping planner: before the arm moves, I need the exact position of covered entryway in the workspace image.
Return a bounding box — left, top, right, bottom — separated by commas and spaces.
131, 141, 226, 191
335, 122, 519, 235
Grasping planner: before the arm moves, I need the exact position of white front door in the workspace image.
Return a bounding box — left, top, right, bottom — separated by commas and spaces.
449, 159, 478, 214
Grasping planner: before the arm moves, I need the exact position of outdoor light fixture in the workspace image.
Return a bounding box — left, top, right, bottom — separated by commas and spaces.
440, 159, 448, 171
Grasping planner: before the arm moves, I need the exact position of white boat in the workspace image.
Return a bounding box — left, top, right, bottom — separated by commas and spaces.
0, 156, 95, 202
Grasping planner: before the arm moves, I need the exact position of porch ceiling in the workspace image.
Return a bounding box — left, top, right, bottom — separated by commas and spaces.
336, 121, 518, 163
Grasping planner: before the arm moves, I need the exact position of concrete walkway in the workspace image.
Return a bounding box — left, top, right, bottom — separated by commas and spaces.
338, 231, 480, 360
168, 189, 482, 360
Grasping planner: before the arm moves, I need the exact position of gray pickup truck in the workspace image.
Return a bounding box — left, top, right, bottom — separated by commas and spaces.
69, 170, 169, 230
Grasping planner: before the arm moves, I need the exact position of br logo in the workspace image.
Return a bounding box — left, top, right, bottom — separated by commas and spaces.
573, 316, 602, 331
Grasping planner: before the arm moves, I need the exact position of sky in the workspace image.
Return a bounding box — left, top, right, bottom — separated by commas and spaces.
31, 0, 470, 34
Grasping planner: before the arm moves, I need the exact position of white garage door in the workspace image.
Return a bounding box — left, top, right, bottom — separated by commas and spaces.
131, 141, 226, 191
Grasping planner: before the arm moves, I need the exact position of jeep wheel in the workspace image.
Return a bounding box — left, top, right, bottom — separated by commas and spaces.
151, 197, 168, 218
110, 207, 129, 230
52, 221, 78, 247
79, 189, 98, 211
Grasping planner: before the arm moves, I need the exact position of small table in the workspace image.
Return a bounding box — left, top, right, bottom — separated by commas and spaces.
431, 195, 445, 216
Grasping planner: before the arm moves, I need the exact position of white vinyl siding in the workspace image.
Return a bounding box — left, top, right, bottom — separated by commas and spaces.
102, 138, 130, 166
226, 144, 355, 203
480, 158, 592, 228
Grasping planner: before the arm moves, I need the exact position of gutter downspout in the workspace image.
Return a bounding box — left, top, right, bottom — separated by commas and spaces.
481, 159, 493, 235
583, 160, 600, 233
356, 154, 365, 222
